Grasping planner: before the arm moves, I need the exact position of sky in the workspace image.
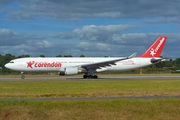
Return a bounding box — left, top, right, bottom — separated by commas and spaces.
0, 0, 180, 58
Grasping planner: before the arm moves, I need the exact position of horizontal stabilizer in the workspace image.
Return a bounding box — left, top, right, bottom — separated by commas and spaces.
151, 57, 172, 64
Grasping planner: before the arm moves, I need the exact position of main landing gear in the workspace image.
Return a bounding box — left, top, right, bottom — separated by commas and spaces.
83, 74, 98, 79
21, 72, 25, 79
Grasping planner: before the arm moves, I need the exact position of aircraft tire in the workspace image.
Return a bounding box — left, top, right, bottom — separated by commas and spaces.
21, 76, 25, 79
94, 75, 98, 79
83, 75, 88, 79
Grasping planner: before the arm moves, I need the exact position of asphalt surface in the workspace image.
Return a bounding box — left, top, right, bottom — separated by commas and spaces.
1, 76, 180, 82
1, 76, 180, 101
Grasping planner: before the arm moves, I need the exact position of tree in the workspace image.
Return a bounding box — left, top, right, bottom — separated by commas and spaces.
0, 54, 16, 73
5, 54, 15, 57
18, 54, 30, 58
39, 55, 45, 57
56, 55, 62, 57
155, 61, 166, 68
64, 55, 72, 57
80, 54, 85, 57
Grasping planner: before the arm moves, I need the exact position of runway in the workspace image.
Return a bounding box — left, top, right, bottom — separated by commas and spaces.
0, 76, 180, 82
1, 76, 180, 101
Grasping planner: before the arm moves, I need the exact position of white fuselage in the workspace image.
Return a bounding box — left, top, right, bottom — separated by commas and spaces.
5, 57, 154, 73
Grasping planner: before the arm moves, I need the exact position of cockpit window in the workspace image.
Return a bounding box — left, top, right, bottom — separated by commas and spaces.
9, 61, 14, 63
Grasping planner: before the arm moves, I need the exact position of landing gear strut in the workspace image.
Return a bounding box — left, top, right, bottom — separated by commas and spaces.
21, 72, 25, 79
83, 74, 98, 79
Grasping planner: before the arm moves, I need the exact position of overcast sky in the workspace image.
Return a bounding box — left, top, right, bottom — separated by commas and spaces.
0, 0, 180, 58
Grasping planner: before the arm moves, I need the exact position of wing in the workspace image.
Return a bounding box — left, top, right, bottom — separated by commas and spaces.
77, 53, 137, 70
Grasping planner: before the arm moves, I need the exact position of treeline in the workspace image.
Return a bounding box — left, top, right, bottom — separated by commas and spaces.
0, 54, 179, 73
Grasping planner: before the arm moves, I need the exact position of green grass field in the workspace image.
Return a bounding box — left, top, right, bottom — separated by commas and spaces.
0, 80, 180, 98
1, 75, 180, 119
0, 100, 180, 120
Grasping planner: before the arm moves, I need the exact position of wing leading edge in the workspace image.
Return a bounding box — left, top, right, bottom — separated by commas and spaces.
77, 53, 137, 70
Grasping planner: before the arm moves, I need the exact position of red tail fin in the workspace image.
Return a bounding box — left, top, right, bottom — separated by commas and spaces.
138, 37, 167, 58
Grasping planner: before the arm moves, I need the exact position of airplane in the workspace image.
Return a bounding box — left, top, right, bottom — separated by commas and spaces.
5, 37, 168, 79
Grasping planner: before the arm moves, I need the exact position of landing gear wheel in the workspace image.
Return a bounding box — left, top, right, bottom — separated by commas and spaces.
21, 72, 25, 79
93, 75, 98, 79
83, 74, 98, 79
83, 75, 88, 79
21, 76, 25, 79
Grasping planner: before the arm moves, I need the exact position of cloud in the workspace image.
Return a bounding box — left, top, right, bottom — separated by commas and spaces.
11, 41, 73, 56
0, 0, 18, 5
50, 25, 180, 57
74, 42, 146, 57
76, 42, 111, 52
0, 28, 180, 58
50, 25, 141, 42
51, 25, 173, 46
144, 17, 180, 24
0, 7, 5, 13
0, 0, 32, 5
2, 0, 180, 22
0, 28, 46, 46
48, 24, 180, 57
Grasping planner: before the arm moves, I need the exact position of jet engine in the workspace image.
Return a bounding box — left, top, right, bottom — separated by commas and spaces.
59, 67, 78, 76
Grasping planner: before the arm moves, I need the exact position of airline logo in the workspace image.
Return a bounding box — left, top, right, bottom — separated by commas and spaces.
27, 61, 62, 69
150, 48, 156, 57
150, 37, 165, 57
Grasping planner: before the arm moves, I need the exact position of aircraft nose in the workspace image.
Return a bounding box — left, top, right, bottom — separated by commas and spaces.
4, 63, 9, 69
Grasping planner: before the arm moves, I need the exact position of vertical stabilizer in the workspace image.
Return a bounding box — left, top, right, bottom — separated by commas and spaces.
138, 37, 167, 58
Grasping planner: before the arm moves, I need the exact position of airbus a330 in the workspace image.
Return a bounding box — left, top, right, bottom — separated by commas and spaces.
5, 37, 168, 79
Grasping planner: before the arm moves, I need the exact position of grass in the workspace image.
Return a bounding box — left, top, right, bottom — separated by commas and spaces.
0, 100, 180, 120
0, 80, 180, 98
0, 75, 180, 119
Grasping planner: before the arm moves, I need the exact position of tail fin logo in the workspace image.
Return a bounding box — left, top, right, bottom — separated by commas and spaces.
150, 48, 156, 57
150, 37, 165, 57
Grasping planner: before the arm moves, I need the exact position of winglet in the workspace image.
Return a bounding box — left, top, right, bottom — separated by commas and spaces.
138, 37, 167, 58
128, 52, 137, 59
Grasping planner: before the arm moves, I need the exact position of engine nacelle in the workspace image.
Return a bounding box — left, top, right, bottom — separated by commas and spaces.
59, 67, 78, 76
59, 72, 65, 75
65, 67, 78, 75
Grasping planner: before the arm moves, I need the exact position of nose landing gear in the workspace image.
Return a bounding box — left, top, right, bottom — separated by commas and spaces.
21, 72, 25, 79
